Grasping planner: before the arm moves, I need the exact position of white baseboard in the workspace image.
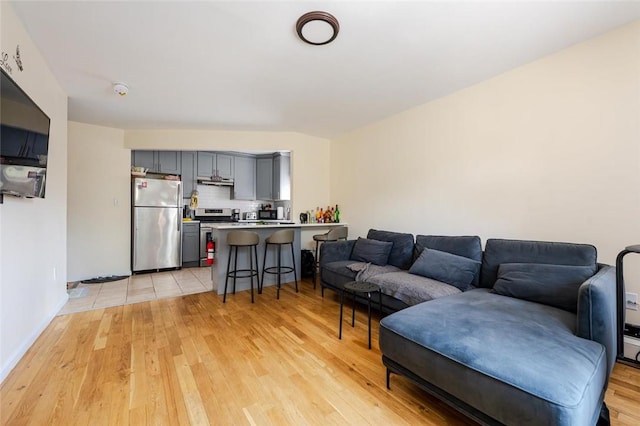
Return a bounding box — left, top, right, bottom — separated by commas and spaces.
0, 294, 69, 384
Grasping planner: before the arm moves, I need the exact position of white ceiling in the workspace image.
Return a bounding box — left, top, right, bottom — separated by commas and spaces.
10, 1, 640, 139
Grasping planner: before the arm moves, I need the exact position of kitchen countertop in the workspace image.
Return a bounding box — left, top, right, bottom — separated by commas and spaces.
205, 222, 347, 230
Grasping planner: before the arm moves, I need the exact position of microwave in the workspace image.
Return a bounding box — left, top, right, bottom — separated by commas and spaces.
258, 209, 278, 220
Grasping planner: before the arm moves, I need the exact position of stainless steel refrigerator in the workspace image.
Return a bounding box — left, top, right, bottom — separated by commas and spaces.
132, 178, 183, 272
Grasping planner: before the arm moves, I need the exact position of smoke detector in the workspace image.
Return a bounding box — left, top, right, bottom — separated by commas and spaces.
113, 82, 129, 96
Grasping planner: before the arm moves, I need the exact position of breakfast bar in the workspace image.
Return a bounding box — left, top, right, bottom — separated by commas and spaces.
208, 222, 347, 296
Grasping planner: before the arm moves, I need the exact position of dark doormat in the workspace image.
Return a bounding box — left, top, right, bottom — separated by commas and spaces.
81, 275, 130, 284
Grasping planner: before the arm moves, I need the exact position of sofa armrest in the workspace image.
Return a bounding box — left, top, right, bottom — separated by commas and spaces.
576, 264, 616, 381
319, 240, 356, 266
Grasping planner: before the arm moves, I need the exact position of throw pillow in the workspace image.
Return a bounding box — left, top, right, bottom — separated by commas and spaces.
408, 248, 481, 291
492, 263, 595, 312
350, 237, 393, 266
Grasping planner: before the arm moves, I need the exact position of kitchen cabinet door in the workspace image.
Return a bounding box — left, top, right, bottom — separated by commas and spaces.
216, 153, 234, 179
132, 150, 158, 172
181, 151, 196, 198
197, 152, 215, 177
272, 153, 290, 201
256, 157, 273, 200
182, 222, 200, 266
158, 151, 181, 174
233, 155, 256, 200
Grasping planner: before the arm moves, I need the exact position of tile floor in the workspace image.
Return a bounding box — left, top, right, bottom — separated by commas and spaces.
59, 267, 213, 315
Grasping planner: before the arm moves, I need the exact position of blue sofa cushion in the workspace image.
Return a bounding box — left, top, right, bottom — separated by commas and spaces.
367, 229, 415, 270
379, 289, 607, 425
350, 237, 393, 266
415, 235, 483, 287
368, 271, 461, 306
480, 239, 597, 288
409, 248, 480, 291
493, 263, 595, 312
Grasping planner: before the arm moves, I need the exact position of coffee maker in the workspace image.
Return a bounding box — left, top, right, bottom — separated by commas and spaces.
232, 209, 241, 221
299, 212, 308, 224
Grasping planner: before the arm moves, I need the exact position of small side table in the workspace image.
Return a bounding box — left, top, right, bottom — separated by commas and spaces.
339, 281, 382, 349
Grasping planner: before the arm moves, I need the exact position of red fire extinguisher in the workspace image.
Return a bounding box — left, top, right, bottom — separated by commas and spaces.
207, 240, 215, 265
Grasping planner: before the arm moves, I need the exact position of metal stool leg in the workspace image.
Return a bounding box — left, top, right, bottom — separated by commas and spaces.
253, 246, 262, 294
290, 242, 298, 293
223, 246, 233, 303
276, 244, 282, 300
261, 242, 268, 293
232, 246, 239, 294
249, 246, 254, 303
314, 240, 320, 289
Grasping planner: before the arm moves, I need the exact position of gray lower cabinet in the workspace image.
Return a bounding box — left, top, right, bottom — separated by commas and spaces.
181, 151, 196, 199
182, 222, 200, 266
256, 156, 273, 200
132, 150, 181, 174
233, 155, 256, 200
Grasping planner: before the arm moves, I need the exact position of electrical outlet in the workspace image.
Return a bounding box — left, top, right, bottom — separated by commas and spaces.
626, 292, 639, 311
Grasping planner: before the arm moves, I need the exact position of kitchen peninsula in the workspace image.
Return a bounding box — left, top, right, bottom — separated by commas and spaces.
209, 222, 346, 296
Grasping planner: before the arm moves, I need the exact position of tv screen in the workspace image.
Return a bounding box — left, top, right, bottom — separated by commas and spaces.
0, 68, 50, 198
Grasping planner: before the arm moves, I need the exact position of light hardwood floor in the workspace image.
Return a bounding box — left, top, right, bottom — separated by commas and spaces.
2, 279, 639, 425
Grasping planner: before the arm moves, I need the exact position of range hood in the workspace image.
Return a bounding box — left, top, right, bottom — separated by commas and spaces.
197, 176, 234, 186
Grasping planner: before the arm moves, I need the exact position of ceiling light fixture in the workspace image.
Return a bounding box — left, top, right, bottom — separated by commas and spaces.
113, 82, 129, 96
296, 11, 339, 46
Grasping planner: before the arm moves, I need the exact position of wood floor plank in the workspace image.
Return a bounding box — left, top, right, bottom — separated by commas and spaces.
1, 278, 639, 425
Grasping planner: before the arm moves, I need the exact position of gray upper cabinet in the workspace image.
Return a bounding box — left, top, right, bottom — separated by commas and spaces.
132, 150, 181, 174
157, 151, 181, 174
197, 152, 234, 179
256, 156, 273, 200
233, 155, 256, 200
181, 151, 196, 198
216, 154, 234, 179
273, 153, 290, 201
132, 151, 156, 171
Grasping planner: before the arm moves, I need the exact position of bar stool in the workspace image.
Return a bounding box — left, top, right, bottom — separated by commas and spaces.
261, 229, 298, 299
224, 230, 260, 303
313, 226, 348, 288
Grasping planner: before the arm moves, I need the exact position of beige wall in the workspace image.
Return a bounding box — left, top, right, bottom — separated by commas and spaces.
65, 129, 331, 279
67, 122, 130, 281
331, 21, 640, 322
1, 3, 68, 381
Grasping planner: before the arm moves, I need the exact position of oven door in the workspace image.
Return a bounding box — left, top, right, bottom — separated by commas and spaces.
199, 225, 214, 266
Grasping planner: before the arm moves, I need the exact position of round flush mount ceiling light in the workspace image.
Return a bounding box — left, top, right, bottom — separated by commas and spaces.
296, 11, 339, 46
113, 82, 129, 96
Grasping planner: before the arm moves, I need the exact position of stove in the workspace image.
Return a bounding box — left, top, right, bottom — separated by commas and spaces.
194, 207, 234, 222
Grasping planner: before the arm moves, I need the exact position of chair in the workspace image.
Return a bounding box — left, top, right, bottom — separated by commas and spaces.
313, 226, 348, 288
261, 229, 298, 299
223, 230, 260, 303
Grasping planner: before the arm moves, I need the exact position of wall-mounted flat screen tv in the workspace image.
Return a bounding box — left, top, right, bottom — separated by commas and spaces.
0, 68, 51, 198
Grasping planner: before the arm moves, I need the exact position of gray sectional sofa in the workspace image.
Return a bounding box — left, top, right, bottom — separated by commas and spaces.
319, 230, 617, 426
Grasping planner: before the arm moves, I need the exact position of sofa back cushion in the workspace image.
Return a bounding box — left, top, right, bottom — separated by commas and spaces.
409, 248, 481, 291
493, 263, 596, 312
415, 235, 483, 286
350, 237, 393, 266
367, 229, 415, 269
480, 239, 597, 289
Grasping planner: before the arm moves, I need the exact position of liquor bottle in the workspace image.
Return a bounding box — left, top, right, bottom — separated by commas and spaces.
335, 204, 340, 223
319, 207, 324, 223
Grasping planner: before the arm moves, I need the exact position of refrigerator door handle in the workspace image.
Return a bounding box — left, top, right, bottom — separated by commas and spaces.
178, 209, 182, 232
